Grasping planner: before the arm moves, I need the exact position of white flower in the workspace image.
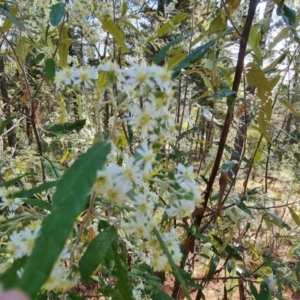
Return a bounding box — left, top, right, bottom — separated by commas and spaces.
175, 163, 196, 188
54, 67, 76, 89
132, 193, 154, 215
73, 67, 98, 87
127, 65, 155, 89
135, 143, 156, 173
128, 102, 157, 135
165, 199, 195, 218
0, 197, 22, 211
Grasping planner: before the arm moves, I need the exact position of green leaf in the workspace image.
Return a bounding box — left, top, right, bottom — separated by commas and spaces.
15, 141, 111, 297
153, 36, 183, 65
49, 3, 66, 26
157, 13, 188, 37
259, 282, 271, 300
211, 235, 243, 260
207, 255, 220, 278
15, 181, 58, 198
227, 259, 235, 273
0, 7, 23, 29
0, 6, 20, 33
43, 157, 63, 179
172, 40, 215, 78
0, 257, 27, 289
0, 116, 14, 136
280, 99, 300, 117
45, 120, 86, 136
232, 198, 253, 218
32, 53, 45, 65
213, 88, 236, 98
249, 281, 260, 300
264, 210, 291, 230
296, 261, 300, 278
79, 226, 117, 282
111, 240, 134, 300
44, 58, 56, 81
220, 160, 238, 171
277, 2, 296, 29
288, 207, 300, 226
121, 1, 128, 17
282, 276, 300, 290
23, 199, 52, 211
153, 290, 175, 300
67, 293, 86, 300
101, 18, 128, 53
0, 173, 36, 188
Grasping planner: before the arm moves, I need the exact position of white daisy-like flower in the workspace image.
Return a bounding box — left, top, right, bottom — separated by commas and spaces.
175, 163, 196, 188
135, 143, 156, 173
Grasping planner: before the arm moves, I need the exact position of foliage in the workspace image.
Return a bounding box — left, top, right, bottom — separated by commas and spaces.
0, 0, 300, 299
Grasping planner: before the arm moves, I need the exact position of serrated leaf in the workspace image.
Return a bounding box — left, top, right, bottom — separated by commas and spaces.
49, 3, 66, 26
101, 18, 128, 53
15, 141, 111, 297
0, 116, 14, 136
79, 226, 117, 282
0, 7, 23, 29
172, 40, 215, 78
265, 209, 291, 230
44, 58, 55, 81
153, 35, 183, 65
15, 181, 58, 198
232, 198, 253, 217
212, 88, 236, 98
220, 160, 238, 171
288, 207, 300, 226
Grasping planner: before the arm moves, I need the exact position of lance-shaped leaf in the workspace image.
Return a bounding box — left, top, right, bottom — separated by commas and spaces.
172, 40, 215, 78
79, 226, 117, 282
153, 35, 183, 65
15, 141, 111, 297
0, 7, 23, 29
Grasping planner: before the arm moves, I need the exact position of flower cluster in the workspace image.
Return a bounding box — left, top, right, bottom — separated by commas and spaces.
7, 221, 41, 258
0, 188, 22, 213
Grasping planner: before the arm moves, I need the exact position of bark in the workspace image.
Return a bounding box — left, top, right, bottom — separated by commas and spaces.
172, 1, 259, 298
229, 0, 275, 179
